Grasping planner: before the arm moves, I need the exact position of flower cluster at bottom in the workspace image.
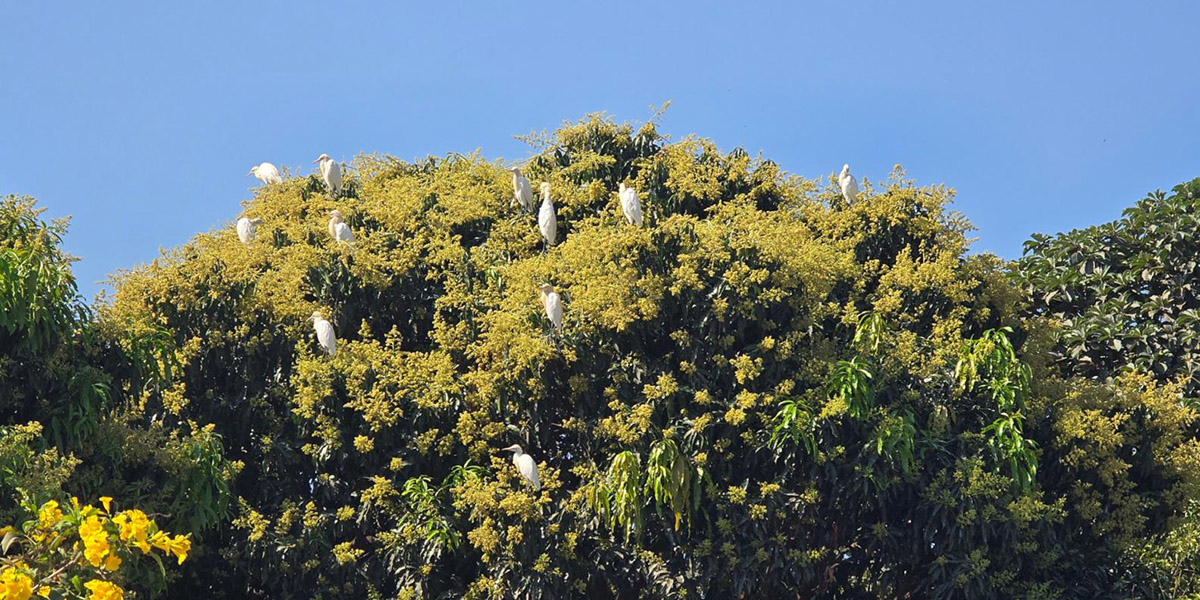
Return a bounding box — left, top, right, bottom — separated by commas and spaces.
0, 497, 191, 600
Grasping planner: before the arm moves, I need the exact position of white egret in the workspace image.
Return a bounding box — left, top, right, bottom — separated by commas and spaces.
310, 312, 337, 356
538, 182, 557, 247
249, 163, 283, 185
328, 210, 355, 244
619, 182, 643, 226
839, 164, 859, 204
510, 167, 533, 214
313, 154, 343, 195
501, 444, 540, 490
235, 217, 263, 244
539, 283, 563, 331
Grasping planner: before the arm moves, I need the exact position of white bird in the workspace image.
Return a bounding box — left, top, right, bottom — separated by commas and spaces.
510, 167, 533, 214
328, 210, 355, 244
314, 154, 343, 196
618, 182, 643, 226
839, 164, 859, 205
538, 182, 557, 247
502, 444, 540, 490
310, 311, 337, 356
539, 283, 563, 331
249, 163, 283, 185
235, 217, 263, 244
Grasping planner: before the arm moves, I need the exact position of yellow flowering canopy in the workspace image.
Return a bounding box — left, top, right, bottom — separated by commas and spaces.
92, 115, 1200, 599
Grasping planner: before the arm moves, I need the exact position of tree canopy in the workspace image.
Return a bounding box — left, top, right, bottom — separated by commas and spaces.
1016, 178, 1200, 395
4, 115, 1200, 599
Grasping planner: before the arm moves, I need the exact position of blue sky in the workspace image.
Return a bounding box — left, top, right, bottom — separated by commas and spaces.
2, 2, 1198, 300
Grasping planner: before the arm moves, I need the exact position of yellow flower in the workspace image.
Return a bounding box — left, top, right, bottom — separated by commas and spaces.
99, 497, 113, 513
111, 510, 151, 553
150, 532, 191, 565
78, 515, 111, 567
36, 586, 50, 598
37, 501, 62, 529
104, 553, 122, 571
0, 567, 33, 600
83, 580, 124, 600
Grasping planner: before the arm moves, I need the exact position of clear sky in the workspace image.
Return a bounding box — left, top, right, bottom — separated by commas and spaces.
3, 2, 1198, 300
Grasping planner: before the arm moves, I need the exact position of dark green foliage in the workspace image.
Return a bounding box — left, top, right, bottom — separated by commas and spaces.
1015, 178, 1200, 393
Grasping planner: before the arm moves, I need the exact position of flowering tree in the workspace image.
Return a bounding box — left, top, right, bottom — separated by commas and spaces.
90, 114, 1200, 599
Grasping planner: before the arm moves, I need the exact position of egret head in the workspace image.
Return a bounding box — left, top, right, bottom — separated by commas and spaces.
249, 218, 264, 225
313, 154, 331, 164
840, 164, 851, 176
310, 311, 324, 322
619, 182, 627, 193
248, 166, 258, 176
539, 182, 551, 195
328, 210, 343, 221
501, 444, 523, 454
509, 167, 522, 175
538, 282, 555, 295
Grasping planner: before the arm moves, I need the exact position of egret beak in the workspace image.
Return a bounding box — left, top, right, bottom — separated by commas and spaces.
312, 158, 321, 164
500, 444, 519, 453
247, 169, 255, 176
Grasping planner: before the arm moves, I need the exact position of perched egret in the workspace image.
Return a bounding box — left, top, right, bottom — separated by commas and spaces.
328, 210, 355, 244
619, 182, 643, 226
313, 154, 343, 195
839, 164, 859, 204
538, 182, 557, 247
249, 163, 283, 185
539, 283, 563, 331
236, 217, 263, 244
310, 312, 337, 356
501, 444, 540, 490
511, 167, 534, 214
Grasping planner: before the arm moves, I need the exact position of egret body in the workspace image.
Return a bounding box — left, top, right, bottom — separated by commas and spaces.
538, 182, 557, 247
539, 283, 563, 331
236, 217, 263, 244
249, 163, 283, 185
619, 182, 643, 226
314, 154, 343, 195
310, 312, 337, 356
328, 210, 355, 244
839, 164, 859, 204
511, 167, 534, 214
502, 444, 540, 490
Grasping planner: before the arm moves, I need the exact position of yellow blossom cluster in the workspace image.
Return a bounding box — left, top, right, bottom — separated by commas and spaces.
0, 497, 191, 600
0, 567, 34, 600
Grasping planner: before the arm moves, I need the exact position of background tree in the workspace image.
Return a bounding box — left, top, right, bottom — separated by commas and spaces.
1016, 178, 1200, 599
1015, 178, 1200, 394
